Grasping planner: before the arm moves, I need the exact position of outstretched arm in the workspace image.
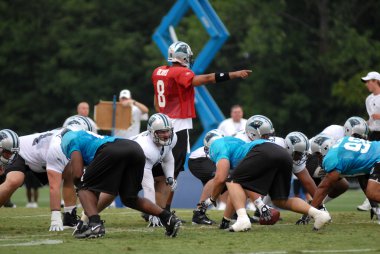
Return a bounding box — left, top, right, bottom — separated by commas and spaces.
192, 70, 252, 87
311, 170, 340, 208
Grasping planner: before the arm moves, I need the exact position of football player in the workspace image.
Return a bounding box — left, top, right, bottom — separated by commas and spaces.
310, 133, 380, 224
0, 116, 93, 231
152, 41, 252, 212
60, 126, 182, 239
203, 129, 331, 232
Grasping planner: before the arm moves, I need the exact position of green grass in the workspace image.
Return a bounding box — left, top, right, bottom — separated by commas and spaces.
1, 188, 379, 254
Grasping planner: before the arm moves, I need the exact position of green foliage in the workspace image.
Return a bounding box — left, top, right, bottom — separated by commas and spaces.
1, 0, 380, 138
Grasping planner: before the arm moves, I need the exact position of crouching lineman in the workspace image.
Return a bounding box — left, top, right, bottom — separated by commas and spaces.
79, 113, 178, 228
60, 125, 182, 239
203, 129, 331, 232
310, 133, 380, 223
0, 117, 92, 231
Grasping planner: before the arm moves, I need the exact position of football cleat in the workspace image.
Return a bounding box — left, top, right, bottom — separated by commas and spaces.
357, 198, 371, 211
228, 217, 251, 232
163, 211, 181, 237
192, 210, 215, 225
219, 217, 231, 229
63, 207, 79, 229
313, 211, 331, 230
74, 220, 105, 239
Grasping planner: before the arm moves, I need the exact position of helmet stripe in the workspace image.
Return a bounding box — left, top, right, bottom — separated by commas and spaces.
157, 113, 169, 128
79, 116, 92, 131
4, 129, 18, 149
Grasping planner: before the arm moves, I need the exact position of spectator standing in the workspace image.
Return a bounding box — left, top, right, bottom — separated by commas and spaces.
357, 71, 380, 211
218, 105, 247, 136
114, 89, 149, 138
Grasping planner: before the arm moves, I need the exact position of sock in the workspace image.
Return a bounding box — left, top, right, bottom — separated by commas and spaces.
158, 209, 171, 224
308, 207, 320, 218
81, 211, 89, 223
253, 197, 265, 210
165, 204, 171, 212
236, 208, 249, 220
223, 216, 231, 221
89, 215, 101, 224
64, 206, 76, 214
322, 195, 333, 204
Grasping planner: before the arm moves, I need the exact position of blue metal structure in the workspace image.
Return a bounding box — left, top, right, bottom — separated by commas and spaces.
152, 0, 230, 150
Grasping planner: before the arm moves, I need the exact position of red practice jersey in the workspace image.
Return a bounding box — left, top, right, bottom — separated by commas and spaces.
152, 66, 196, 119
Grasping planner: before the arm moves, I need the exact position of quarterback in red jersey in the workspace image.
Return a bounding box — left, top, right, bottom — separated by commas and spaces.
152, 41, 252, 212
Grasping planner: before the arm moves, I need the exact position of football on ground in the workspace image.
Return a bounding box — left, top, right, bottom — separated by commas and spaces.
259, 208, 280, 225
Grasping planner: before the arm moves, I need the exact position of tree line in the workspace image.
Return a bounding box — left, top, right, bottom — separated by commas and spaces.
1, 0, 379, 141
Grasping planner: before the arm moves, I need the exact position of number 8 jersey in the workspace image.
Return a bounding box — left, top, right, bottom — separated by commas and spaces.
323, 136, 380, 176
152, 65, 196, 119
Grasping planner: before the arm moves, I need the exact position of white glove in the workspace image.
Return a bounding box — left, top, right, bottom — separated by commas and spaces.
166, 177, 178, 192
147, 215, 163, 227
49, 211, 63, 231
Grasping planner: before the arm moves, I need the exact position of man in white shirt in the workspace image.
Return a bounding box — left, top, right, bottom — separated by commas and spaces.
218, 105, 247, 136
115, 89, 149, 138
362, 71, 380, 140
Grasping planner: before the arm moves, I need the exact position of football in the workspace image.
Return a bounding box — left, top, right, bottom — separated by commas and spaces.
259, 208, 281, 225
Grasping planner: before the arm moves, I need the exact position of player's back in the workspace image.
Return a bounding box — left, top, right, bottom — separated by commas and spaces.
152, 65, 195, 118
323, 136, 380, 175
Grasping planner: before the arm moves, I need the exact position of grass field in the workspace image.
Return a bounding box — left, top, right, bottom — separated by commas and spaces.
1, 187, 379, 254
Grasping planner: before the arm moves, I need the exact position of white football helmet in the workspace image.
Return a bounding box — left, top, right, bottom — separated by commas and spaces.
310, 134, 335, 156
63, 115, 94, 132
285, 131, 310, 165
343, 116, 369, 139
0, 129, 20, 165
147, 113, 174, 146
167, 41, 193, 68
203, 129, 225, 154
245, 115, 275, 140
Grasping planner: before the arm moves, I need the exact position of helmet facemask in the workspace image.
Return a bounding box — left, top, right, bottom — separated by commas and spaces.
0, 129, 20, 165
344, 116, 369, 140
285, 132, 309, 166
148, 114, 174, 146
203, 129, 225, 155
167, 41, 194, 68
245, 115, 275, 141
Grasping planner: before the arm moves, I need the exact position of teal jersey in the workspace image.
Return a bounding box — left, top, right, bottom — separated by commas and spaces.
323, 136, 380, 176
61, 130, 118, 166
209, 136, 267, 168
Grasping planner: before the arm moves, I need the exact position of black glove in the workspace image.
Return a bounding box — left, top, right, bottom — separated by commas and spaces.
260, 205, 272, 222
296, 214, 311, 225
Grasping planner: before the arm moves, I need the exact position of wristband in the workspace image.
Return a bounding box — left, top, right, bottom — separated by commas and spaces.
215, 72, 230, 83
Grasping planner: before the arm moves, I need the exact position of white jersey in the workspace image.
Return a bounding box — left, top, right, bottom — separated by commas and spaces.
366, 93, 380, 131
321, 125, 344, 142
19, 130, 60, 173
46, 132, 69, 174
189, 146, 207, 159
234, 130, 251, 142
115, 105, 148, 138
218, 118, 247, 136
129, 131, 177, 203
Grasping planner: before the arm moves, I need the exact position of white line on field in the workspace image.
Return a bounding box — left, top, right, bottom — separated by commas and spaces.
241, 249, 378, 254
0, 239, 63, 247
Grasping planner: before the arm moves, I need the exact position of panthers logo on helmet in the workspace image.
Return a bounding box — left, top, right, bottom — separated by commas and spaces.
314, 136, 330, 146
289, 135, 302, 145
